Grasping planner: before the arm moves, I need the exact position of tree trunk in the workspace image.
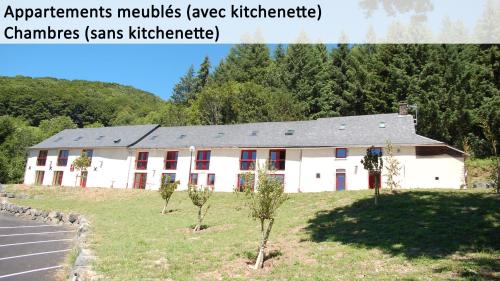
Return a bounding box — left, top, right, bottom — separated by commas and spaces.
194, 206, 202, 231
254, 218, 275, 269
374, 175, 379, 206
161, 197, 170, 214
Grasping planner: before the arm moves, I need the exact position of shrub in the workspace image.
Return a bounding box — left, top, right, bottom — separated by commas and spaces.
187, 185, 212, 231
159, 176, 178, 214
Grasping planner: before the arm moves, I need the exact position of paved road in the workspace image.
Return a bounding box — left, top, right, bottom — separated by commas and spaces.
0, 214, 74, 281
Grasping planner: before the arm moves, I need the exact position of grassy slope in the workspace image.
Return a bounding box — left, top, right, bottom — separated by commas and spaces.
6, 186, 499, 281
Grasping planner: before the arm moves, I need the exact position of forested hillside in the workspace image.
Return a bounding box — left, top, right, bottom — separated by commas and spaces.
0, 76, 163, 126
0, 44, 498, 183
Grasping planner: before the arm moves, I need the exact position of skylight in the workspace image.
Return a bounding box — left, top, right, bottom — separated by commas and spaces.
97, 136, 105, 140
379, 122, 386, 128
215, 132, 224, 138
285, 129, 295, 136
150, 135, 158, 140
178, 134, 186, 139
74, 136, 83, 141
113, 138, 121, 144
251, 130, 258, 136
54, 137, 63, 142
339, 124, 346, 130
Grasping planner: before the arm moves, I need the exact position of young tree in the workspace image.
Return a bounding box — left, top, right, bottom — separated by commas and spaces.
187, 185, 213, 231
384, 141, 401, 192
72, 153, 91, 186
361, 146, 384, 205
159, 176, 179, 214
480, 118, 499, 193
244, 167, 288, 269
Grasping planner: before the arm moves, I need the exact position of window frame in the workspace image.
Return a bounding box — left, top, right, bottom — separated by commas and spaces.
82, 149, 93, 166
161, 173, 176, 185
53, 171, 64, 186
237, 173, 255, 192
335, 148, 348, 159
37, 150, 48, 166
268, 174, 285, 186
133, 173, 147, 189
164, 151, 178, 170
57, 150, 69, 166
240, 150, 257, 170
207, 173, 216, 186
136, 151, 149, 170
269, 149, 286, 171
35, 171, 45, 185
195, 150, 211, 170
189, 173, 198, 185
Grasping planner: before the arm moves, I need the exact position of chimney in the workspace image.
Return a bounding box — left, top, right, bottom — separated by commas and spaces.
399, 102, 408, 115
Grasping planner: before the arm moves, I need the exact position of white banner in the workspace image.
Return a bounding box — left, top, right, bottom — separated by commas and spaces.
0, 0, 498, 44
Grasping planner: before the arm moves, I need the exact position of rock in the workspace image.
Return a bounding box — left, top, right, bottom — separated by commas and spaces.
74, 249, 93, 267
6, 193, 15, 198
48, 211, 58, 219
69, 213, 79, 224
34, 210, 41, 216
41, 210, 49, 217
0, 192, 6, 197
0, 183, 3, 191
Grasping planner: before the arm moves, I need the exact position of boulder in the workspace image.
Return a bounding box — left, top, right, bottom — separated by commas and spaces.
6, 193, 15, 198
42, 210, 49, 218
69, 213, 79, 224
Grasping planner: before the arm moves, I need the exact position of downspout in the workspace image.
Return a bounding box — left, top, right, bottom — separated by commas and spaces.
298, 149, 303, 192
126, 148, 133, 189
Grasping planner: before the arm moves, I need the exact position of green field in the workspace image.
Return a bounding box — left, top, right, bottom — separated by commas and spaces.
6, 186, 499, 281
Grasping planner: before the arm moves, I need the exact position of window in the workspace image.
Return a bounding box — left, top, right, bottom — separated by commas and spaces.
189, 173, 198, 185
196, 150, 211, 170
53, 171, 63, 186
207, 174, 216, 186
369, 147, 383, 156
269, 150, 286, 170
136, 152, 149, 170
82, 149, 93, 166
57, 150, 69, 166
161, 173, 176, 184
35, 171, 45, 185
37, 150, 48, 166
240, 150, 256, 170
133, 173, 147, 189
237, 174, 255, 192
268, 174, 285, 186
164, 151, 178, 170
336, 148, 347, 159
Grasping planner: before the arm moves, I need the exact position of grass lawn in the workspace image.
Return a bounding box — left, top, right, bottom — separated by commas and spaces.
5, 185, 500, 281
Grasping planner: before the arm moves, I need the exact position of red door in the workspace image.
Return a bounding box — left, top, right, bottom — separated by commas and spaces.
368, 172, 381, 189
133, 173, 147, 189
80, 171, 88, 188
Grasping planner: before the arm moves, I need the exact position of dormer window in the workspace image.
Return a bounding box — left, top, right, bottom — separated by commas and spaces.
339, 124, 346, 130
285, 130, 295, 136
336, 148, 347, 159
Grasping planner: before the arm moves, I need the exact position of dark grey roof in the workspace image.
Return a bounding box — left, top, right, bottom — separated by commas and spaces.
31, 124, 159, 149
131, 114, 444, 149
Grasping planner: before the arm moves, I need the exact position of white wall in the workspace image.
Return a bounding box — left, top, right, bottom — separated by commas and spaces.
25, 145, 465, 191
24, 148, 131, 188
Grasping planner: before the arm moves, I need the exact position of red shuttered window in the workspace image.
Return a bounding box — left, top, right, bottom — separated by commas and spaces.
136, 152, 149, 170
196, 151, 211, 170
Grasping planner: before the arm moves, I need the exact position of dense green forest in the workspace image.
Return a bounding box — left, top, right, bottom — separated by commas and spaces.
0, 44, 498, 183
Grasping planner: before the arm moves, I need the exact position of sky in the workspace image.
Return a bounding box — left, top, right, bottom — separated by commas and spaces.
0, 44, 234, 99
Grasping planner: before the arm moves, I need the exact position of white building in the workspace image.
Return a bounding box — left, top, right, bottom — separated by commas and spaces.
24, 111, 465, 192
